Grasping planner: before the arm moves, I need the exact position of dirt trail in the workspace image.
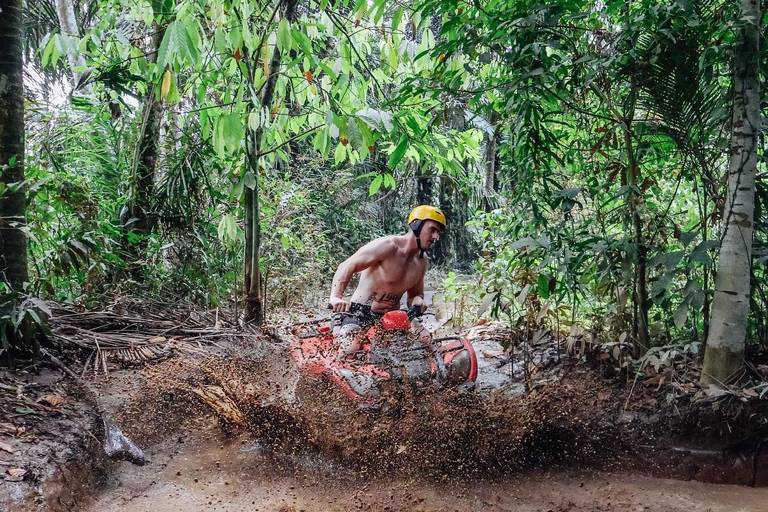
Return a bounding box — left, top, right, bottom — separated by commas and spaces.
87, 426, 768, 512
78, 337, 767, 512
4, 305, 767, 511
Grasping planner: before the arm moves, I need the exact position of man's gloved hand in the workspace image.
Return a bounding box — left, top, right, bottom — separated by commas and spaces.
329, 297, 350, 313
406, 304, 423, 319
408, 299, 427, 315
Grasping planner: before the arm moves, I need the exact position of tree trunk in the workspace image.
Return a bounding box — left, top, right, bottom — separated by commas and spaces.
416, 166, 432, 206
132, 23, 165, 234
243, 175, 261, 324
54, 0, 86, 88
483, 112, 499, 212
125, 23, 165, 275
432, 175, 451, 266
625, 129, 649, 352
243, 0, 297, 325
701, 0, 760, 386
0, 0, 30, 347
619, 79, 650, 353
452, 189, 474, 267
433, 172, 473, 269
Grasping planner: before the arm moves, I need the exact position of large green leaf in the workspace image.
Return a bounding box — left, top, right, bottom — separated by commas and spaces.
277, 18, 292, 53
356, 108, 394, 132
214, 113, 244, 158
156, 20, 202, 76
369, 174, 383, 195
387, 136, 408, 169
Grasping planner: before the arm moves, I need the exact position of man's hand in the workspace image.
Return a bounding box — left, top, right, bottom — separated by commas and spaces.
410, 297, 427, 314
329, 297, 350, 313
406, 304, 423, 319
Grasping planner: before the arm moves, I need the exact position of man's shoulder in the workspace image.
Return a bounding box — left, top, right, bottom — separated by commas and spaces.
364, 235, 401, 252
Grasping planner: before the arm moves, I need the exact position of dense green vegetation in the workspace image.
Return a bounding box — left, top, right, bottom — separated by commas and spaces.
0, 0, 765, 386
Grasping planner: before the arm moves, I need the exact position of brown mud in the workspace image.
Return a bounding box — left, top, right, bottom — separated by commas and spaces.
85, 427, 768, 512
2, 330, 768, 511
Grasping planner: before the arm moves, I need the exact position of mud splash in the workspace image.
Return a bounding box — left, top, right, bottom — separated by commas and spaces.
113, 342, 594, 478
111, 340, 768, 485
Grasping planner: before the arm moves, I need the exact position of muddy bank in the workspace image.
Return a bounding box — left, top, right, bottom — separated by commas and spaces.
0, 366, 112, 512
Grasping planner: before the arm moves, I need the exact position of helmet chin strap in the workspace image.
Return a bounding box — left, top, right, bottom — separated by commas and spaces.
416, 237, 425, 259
411, 220, 426, 259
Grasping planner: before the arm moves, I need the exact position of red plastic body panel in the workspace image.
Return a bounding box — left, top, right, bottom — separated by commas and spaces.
438, 339, 479, 382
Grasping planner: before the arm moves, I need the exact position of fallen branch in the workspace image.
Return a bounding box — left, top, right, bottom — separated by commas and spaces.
41, 349, 145, 466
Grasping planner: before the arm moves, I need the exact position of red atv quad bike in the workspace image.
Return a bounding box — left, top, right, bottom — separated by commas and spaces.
290, 305, 478, 401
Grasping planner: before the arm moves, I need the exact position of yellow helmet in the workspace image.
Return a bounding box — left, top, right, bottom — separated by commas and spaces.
408, 205, 447, 229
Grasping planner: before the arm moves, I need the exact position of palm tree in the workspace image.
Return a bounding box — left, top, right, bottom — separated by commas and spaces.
0, 0, 31, 348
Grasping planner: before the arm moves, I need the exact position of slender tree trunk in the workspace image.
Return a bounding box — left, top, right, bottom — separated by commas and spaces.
701, 0, 760, 386
453, 189, 473, 267
54, 0, 86, 88
690, 150, 716, 343
433, 175, 452, 266
54, 0, 79, 39
626, 133, 649, 351
433, 170, 473, 269
483, 112, 499, 212
416, 166, 432, 206
432, 102, 468, 266
243, 174, 261, 324
0, 0, 30, 347
620, 80, 650, 353
483, 135, 496, 194
125, 23, 165, 274
243, 0, 297, 324
132, 23, 165, 233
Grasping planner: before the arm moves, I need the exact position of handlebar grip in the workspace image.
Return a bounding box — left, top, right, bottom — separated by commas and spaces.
406, 304, 423, 320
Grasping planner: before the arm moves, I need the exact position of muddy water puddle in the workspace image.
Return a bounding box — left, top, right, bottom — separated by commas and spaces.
87, 423, 768, 512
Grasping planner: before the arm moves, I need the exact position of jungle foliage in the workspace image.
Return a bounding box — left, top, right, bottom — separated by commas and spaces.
1, 0, 766, 384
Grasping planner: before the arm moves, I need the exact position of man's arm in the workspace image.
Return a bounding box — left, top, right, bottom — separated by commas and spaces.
406, 275, 426, 313
329, 238, 397, 312
407, 275, 432, 346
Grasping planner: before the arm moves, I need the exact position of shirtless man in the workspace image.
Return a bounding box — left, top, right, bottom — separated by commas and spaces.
328, 205, 447, 357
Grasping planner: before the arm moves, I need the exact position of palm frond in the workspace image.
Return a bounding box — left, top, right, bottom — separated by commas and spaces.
632, 1, 729, 157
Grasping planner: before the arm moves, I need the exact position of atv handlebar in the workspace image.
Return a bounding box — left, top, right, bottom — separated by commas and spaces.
405, 304, 423, 320
326, 303, 424, 320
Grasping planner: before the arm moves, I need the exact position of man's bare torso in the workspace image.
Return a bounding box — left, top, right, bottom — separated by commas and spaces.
349, 236, 427, 312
